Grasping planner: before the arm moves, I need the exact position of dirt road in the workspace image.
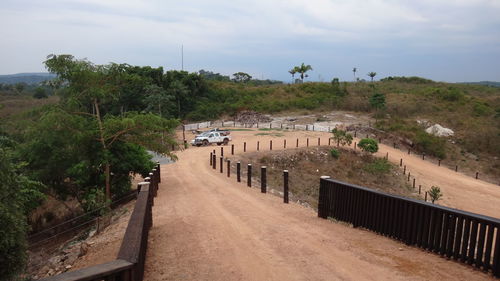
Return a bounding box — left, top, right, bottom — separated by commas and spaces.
144, 130, 498, 280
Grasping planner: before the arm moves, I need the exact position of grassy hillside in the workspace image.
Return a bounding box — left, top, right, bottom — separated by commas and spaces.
187, 78, 499, 179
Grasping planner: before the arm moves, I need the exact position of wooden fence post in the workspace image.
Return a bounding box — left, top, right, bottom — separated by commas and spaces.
237, 162, 241, 182
231, 144, 234, 155
213, 154, 216, 169
307, 138, 309, 147
400, 158, 403, 166
318, 137, 320, 146
244, 142, 246, 152
455, 165, 458, 172
283, 170, 289, 204
284, 139, 287, 148
408, 148, 411, 155
354, 131, 357, 137
413, 178, 415, 188
247, 164, 252, 187
476, 172, 479, 179
270, 140, 273, 150
221, 147, 223, 157
354, 142, 356, 150
438, 159, 441, 166
328, 138, 331, 146
227, 160, 230, 177
210, 152, 213, 166
296, 138, 299, 147
425, 192, 428, 202
403, 165, 406, 174
419, 185, 421, 194
261, 166, 267, 193
220, 156, 223, 173
422, 153, 425, 160
257, 141, 260, 151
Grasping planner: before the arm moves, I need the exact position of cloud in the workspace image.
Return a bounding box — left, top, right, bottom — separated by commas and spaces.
0, 0, 499, 81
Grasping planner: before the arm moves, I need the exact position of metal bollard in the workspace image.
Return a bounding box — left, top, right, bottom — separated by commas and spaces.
237, 162, 241, 182
283, 170, 289, 203
247, 164, 252, 187
220, 156, 223, 173
261, 166, 267, 193
227, 160, 230, 177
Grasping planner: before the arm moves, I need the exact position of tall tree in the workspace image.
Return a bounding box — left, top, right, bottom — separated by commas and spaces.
296, 63, 313, 82
368, 72, 377, 82
144, 84, 175, 118
288, 68, 297, 83
232, 72, 252, 83
44, 54, 179, 201
352, 67, 357, 81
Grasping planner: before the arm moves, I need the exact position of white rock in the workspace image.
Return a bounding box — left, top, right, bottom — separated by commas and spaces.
425, 124, 454, 137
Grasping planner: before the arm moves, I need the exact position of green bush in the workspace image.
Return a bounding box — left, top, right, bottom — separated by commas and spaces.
330, 148, 340, 159
363, 158, 391, 174
369, 92, 386, 109
331, 128, 353, 146
357, 138, 379, 153
414, 131, 446, 159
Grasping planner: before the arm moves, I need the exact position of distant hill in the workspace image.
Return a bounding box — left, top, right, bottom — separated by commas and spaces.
460, 81, 500, 88
0, 73, 56, 85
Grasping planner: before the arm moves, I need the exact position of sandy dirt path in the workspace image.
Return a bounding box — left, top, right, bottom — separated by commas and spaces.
144, 129, 497, 280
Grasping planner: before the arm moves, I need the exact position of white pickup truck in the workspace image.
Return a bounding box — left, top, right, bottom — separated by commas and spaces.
191, 132, 232, 146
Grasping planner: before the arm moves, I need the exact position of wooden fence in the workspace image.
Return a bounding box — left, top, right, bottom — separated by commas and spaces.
41, 163, 161, 281
318, 177, 500, 278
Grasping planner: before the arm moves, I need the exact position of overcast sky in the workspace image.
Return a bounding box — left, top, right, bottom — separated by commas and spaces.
1, 0, 499, 82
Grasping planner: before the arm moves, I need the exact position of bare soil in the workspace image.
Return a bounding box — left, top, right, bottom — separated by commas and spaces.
144, 129, 498, 280
233, 146, 416, 209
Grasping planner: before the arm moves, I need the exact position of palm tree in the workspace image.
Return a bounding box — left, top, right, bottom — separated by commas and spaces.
367, 72, 377, 82
288, 68, 297, 83
297, 63, 313, 82
352, 67, 357, 81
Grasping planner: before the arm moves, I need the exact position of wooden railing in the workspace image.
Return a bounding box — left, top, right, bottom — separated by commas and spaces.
318, 177, 500, 278
41, 163, 160, 281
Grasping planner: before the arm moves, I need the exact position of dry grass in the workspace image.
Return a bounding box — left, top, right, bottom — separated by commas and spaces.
232, 146, 418, 209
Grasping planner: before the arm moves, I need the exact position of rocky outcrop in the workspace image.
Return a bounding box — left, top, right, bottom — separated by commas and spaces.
425, 124, 454, 137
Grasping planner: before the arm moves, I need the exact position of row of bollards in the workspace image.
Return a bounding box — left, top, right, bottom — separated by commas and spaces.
210, 151, 290, 203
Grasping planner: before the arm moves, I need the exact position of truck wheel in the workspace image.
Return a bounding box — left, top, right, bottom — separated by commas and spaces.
196, 144, 201, 147
203, 140, 209, 146
223, 138, 229, 145
217, 143, 222, 146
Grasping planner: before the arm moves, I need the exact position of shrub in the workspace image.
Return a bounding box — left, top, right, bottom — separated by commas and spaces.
331, 128, 353, 146
428, 186, 443, 203
330, 148, 340, 159
357, 138, 378, 153
369, 92, 386, 109
363, 158, 391, 174
414, 131, 446, 159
